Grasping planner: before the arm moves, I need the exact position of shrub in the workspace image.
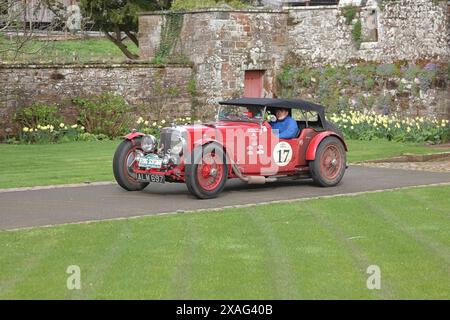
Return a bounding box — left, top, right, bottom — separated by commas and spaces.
74, 93, 132, 138
14, 103, 62, 129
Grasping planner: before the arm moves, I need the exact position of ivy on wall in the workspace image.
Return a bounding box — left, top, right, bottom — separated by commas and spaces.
276, 62, 447, 115
153, 12, 186, 64
339, 5, 362, 49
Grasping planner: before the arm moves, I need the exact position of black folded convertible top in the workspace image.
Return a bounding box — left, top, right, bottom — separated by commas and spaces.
219, 98, 325, 119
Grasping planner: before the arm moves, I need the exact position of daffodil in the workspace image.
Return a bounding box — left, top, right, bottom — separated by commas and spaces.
71, 124, 78, 129
60, 123, 65, 128
161, 120, 166, 125
23, 127, 29, 133
144, 120, 149, 126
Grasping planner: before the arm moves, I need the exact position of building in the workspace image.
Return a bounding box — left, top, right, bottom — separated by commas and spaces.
139, 0, 449, 117
7, 0, 80, 25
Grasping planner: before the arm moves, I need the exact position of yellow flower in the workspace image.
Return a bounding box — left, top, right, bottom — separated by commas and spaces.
161, 120, 166, 125
186, 117, 191, 121
152, 122, 157, 127
144, 120, 149, 126
60, 123, 65, 128
81, 126, 85, 131
71, 124, 78, 129
23, 127, 29, 133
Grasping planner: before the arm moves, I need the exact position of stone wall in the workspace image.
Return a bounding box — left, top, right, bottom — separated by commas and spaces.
0, 63, 193, 136
287, 0, 449, 64
138, 0, 449, 119
140, 9, 289, 118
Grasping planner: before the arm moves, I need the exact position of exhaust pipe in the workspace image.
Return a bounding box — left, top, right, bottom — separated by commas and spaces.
230, 163, 277, 184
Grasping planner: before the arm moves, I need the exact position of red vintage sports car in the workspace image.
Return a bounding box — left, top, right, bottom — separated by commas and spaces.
113, 98, 347, 199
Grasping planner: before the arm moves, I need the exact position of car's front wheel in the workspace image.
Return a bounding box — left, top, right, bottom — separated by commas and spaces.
310, 136, 346, 187
185, 143, 228, 199
113, 138, 149, 191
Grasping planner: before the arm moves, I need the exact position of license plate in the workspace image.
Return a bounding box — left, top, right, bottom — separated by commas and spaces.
136, 173, 165, 184
138, 154, 163, 169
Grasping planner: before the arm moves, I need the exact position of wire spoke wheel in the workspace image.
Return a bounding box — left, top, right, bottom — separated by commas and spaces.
320, 145, 342, 181
196, 151, 225, 192
186, 143, 228, 199
310, 136, 346, 187
113, 138, 149, 191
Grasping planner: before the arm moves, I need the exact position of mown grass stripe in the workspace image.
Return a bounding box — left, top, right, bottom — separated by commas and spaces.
248, 207, 302, 299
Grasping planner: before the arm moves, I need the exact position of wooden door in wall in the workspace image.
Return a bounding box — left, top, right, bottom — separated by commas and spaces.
244, 70, 264, 98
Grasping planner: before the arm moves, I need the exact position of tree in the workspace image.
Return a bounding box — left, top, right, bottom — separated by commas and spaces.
79, 0, 172, 60
0, 0, 66, 60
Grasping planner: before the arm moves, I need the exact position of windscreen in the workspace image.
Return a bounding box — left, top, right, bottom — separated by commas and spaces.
218, 105, 266, 123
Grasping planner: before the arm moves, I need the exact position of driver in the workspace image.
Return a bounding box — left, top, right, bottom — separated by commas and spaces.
270, 108, 299, 139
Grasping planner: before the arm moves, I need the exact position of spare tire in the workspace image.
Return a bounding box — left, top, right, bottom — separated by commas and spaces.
324, 120, 344, 138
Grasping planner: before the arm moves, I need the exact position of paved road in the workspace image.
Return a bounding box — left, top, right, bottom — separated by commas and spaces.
1, 165, 450, 230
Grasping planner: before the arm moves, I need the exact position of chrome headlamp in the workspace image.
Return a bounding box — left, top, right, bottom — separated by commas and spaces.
141, 135, 157, 153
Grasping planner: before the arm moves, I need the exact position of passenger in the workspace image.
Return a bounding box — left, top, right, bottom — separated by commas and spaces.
270, 108, 299, 139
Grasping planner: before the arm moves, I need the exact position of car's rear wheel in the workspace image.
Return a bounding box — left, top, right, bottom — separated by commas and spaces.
185, 143, 228, 199
113, 138, 149, 191
310, 136, 346, 187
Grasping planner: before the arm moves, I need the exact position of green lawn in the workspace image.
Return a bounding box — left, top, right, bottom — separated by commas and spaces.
0, 38, 138, 63
0, 185, 448, 299
0, 139, 449, 189
346, 139, 450, 162
0, 140, 119, 188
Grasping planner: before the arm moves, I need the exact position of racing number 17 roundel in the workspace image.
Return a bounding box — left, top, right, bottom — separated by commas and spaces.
273, 142, 293, 167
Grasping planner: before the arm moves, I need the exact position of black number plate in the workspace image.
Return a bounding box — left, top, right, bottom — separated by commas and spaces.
136, 173, 165, 184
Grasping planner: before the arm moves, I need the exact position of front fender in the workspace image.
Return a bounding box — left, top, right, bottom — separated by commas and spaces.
193, 138, 222, 150
125, 132, 145, 141
305, 131, 348, 161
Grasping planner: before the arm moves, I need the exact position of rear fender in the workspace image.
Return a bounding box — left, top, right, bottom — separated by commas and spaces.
305, 131, 348, 161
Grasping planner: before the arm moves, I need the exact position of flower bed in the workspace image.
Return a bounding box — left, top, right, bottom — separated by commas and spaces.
329, 111, 450, 144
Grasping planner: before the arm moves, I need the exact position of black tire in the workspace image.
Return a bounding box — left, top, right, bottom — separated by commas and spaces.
113, 138, 149, 191
185, 143, 228, 199
310, 136, 346, 187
